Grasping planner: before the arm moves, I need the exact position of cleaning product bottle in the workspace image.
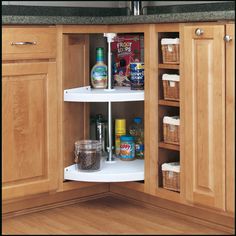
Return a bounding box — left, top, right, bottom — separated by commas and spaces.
91, 47, 107, 89
129, 117, 144, 159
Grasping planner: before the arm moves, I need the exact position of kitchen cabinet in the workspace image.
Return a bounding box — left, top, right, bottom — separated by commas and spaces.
2, 23, 234, 228
57, 25, 148, 192
180, 23, 232, 211
56, 23, 235, 211
2, 26, 58, 200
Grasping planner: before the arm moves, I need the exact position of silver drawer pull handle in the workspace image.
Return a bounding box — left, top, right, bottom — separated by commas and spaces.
224, 35, 232, 43
11, 41, 37, 46
195, 28, 204, 36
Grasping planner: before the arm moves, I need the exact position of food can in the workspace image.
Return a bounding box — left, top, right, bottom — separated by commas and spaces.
120, 135, 135, 161
130, 62, 144, 90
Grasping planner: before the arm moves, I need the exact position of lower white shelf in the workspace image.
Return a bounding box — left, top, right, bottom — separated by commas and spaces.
64, 158, 144, 182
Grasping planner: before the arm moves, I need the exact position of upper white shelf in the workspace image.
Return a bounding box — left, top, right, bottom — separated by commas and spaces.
64, 86, 144, 102
64, 158, 144, 182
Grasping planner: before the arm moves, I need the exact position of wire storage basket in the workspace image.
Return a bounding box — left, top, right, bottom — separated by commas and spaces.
162, 74, 180, 101
162, 162, 180, 192
163, 116, 180, 145
161, 38, 180, 64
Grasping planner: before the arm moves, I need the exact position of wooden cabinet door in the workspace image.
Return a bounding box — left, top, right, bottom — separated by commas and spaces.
2, 62, 58, 200
181, 25, 226, 210
226, 23, 235, 214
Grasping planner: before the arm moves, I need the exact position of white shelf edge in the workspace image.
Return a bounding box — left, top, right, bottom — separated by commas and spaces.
64, 158, 144, 182
64, 86, 144, 102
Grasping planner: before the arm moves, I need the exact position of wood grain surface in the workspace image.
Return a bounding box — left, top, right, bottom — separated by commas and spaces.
2, 196, 230, 235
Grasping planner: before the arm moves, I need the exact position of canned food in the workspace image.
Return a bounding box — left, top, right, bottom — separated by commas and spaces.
120, 135, 135, 161
130, 62, 144, 90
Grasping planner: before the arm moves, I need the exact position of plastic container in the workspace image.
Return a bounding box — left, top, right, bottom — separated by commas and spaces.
120, 135, 135, 161
74, 140, 102, 171
115, 119, 126, 156
129, 117, 144, 159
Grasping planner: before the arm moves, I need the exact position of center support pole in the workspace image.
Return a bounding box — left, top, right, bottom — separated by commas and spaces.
104, 33, 117, 162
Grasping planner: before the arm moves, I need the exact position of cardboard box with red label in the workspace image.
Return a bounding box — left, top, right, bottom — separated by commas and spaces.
111, 34, 144, 87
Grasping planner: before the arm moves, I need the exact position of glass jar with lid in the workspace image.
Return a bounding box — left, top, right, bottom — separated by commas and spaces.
74, 140, 102, 171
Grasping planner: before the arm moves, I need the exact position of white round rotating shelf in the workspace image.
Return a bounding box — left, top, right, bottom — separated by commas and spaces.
64, 158, 144, 182
64, 86, 144, 102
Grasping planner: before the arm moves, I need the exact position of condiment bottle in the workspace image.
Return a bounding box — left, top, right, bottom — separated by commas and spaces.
91, 47, 107, 89
115, 119, 126, 156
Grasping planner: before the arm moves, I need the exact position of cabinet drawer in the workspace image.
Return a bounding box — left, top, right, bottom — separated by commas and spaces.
2, 26, 56, 60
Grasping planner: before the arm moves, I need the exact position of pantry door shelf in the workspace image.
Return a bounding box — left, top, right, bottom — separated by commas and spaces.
64, 158, 144, 182
64, 86, 144, 102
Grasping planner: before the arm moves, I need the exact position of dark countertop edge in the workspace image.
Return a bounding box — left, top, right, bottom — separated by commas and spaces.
2, 2, 234, 17
2, 11, 235, 25
2, 5, 129, 17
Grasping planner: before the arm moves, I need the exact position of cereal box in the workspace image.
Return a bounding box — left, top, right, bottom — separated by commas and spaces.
111, 34, 144, 87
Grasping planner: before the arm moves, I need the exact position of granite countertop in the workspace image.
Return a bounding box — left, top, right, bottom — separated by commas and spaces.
2, 2, 235, 25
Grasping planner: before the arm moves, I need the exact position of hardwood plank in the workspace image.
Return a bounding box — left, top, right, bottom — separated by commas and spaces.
110, 185, 234, 233
2, 196, 230, 235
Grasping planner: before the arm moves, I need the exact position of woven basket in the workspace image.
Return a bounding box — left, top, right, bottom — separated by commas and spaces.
162, 170, 180, 192
163, 80, 179, 101
162, 44, 179, 64
163, 123, 180, 145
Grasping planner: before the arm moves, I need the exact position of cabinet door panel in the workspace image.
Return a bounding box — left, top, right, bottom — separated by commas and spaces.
2, 74, 46, 183
226, 23, 235, 214
181, 25, 225, 210
2, 62, 58, 200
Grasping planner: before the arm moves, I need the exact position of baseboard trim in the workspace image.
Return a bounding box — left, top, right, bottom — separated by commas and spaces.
2, 184, 109, 218
110, 186, 235, 234
3, 185, 235, 234
3, 192, 111, 219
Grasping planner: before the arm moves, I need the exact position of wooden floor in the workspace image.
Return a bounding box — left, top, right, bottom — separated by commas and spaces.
2, 196, 230, 235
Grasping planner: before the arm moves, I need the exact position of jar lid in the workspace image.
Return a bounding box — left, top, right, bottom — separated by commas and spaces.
120, 135, 134, 141
75, 140, 101, 150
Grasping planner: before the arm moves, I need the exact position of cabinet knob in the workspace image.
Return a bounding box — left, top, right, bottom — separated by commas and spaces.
224, 35, 232, 43
195, 28, 204, 36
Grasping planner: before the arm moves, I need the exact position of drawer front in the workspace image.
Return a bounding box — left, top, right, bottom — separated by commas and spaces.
2, 26, 56, 60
